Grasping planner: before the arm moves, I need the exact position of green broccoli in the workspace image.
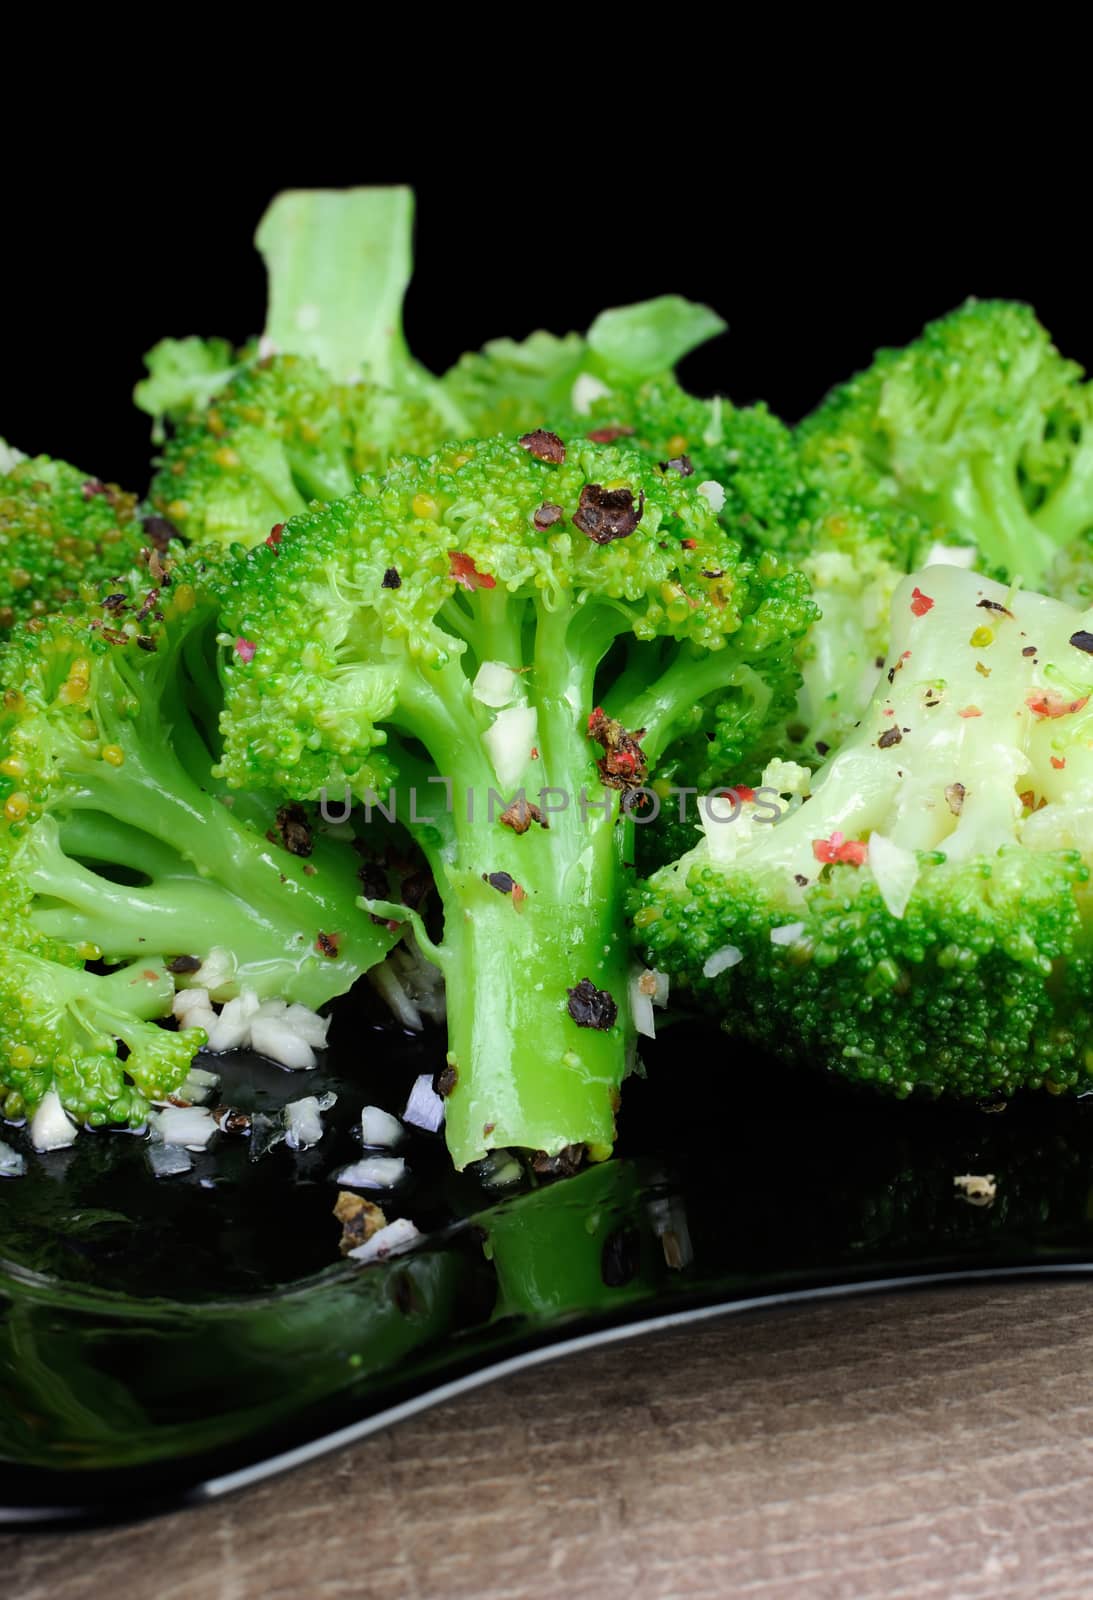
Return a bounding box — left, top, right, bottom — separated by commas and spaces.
0, 547, 401, 1127
141, 188, 461, 551
216, 434, 814, 1168
0, 456, 149, 632
635, 561, 1093, 1100
797, 299, 1093, 592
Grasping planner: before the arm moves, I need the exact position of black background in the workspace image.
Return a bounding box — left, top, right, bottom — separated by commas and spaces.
4, 161, 1089, 491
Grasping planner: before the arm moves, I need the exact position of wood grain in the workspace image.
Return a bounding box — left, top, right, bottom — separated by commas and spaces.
6, 1281, 1093, 1600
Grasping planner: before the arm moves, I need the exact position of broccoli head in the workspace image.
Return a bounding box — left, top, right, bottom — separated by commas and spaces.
797, 299, 1093, 592
0, 547, 401, 1126
217, 433, 815, 1168
635, 562, 1093, 1101
0, 457, 148, 632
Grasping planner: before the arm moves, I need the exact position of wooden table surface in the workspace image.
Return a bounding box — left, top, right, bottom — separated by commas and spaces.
6, 1280, 1093, 1599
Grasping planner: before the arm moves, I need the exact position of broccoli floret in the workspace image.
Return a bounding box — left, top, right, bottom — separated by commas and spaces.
217, 434, 815, 1168
635, 562, 1093, 1100
797, 299, 1093, 591
148, 354, 447, 550
0, 548, 400, 1127
0, 458, 148, 632
138, 189, 465, 551
0, 950, 205, 1127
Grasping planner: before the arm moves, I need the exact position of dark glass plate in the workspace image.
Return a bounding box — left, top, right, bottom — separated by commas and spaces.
4, 1010, 1093, 1531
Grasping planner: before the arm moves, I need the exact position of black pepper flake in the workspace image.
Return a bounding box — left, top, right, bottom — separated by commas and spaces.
357, 860, 390, 902
573, 483, 644, 544
815, 741, 830, 757
167, 954, 201, 974
274, 803, 313, 858
518, 428, 566, 464
142, 514, 178, 550
793, 873, 809, 887
1022, 646, 1038, 657
566, 978, 618, 1031
499, 796, 548, 834
102, 592, 128, 613
977, 597, 1014, 618
136, 635, 156, 652
136, 588, 160, 622
658, 454, 694, 476
533, 502, 564, 531
530, 1143, 587, 1177
601, 1224, 641, 1287
81, 478, 108, 499
1069, 630, 1093, 654
700, 568, 725, 579
587, 425, 635, 444
875, 655, 886, 669
484, 870, 516, 895
436, 1063, 458, 1098
587, 706, 648, 792
946, 782, 966, 816
213, 1105, 252, 1136
382, 567, 401, 590
878, 726, 903, 748
316, 931, 340, 958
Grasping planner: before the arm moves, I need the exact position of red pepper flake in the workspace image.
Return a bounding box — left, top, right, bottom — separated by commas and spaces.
141, 969, 160, 981
235, 637, 257, 663
977, 597, 1014, 618
1026, 692, 1090, 720
482, 1121, 496, 1137
586, 425, 635, 444
573, 483, 644, 544
530, 746, 540, 760
910, 587, 934, 616
518, 429, 566, 464
958, 706, 982, 718
680, 538, 698, 550
449, 552, 496, 591
812, 831, 868, 866
587, 706, 648, 792
266, 522, 284, 548
1051, 756, 1066, 769
733, 785, 756, 803
315, 931, 340, 958
512, 882, 527, 910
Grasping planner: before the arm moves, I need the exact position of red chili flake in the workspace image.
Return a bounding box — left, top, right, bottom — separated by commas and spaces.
910, 587, 934, 616
680, 538, 698, 550
449, 552, 496, 591
1026, 692, 1090, 720
1051, 756, 1066, 769
316, 931, 340, 958
732, 785, 756, 803
957, 706, 982, 718
141, 968, 160, 982
512, 883, 527, 910
266, 523, 284, 548
533, 503, 564, 531
483, 1121, 496, 1137
586, 425, 635, 444
530, 746, 540, 760
235, 637, 257, 663
587, 706, 648, 792
573, 484, 644, 544
812, 831, 868, 866
518, 429, 566, 464
273, 803, 313, 858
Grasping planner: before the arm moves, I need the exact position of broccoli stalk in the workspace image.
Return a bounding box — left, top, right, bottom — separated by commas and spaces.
635, 562, 1093, 1100
142, 189, 463, 550
218, 435, 814, 1167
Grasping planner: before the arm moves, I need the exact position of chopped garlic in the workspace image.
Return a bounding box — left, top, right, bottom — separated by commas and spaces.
696, 480, 726, 513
